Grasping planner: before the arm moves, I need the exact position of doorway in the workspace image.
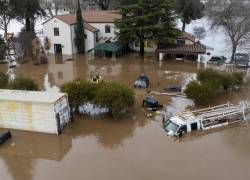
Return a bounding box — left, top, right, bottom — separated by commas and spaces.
54, 44, 62, 54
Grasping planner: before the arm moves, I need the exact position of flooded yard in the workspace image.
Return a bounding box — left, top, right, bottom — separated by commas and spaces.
0, 54, 250, 180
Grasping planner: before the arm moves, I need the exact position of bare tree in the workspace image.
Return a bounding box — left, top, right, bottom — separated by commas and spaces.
209, 0, 250, 61
40, 0, 64, 17
193, 26, 206, 40
82, 0, 118, 10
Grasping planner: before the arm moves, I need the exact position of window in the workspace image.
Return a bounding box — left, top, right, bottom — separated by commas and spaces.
105, 25, 111, 33
191, 123, 198, 131
164, 120, 180, 133
177, 39, 185, 45
178, 125, 187, 133
54, 27, 59, 36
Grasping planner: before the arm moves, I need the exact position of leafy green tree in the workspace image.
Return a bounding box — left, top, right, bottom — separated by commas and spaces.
10, 0, 45, 32
175, 0, 204, 31
116, 0, 178, 56
75, 0, 85, 53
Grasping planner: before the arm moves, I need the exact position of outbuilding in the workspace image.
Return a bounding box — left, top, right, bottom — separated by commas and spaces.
0, 90, 71, 134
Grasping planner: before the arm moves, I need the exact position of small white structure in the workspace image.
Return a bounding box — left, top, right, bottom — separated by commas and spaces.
0, 90, 71, 134
43, 11, 121, 55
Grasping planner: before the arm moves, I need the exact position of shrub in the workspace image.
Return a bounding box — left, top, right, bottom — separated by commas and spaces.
184, 80, 217, 105
8, 76, 39, 91
95, 82, 135, 117
232, 72, 244, 86
0, 72, 8, 89
61, 80, 99, 111
61, 80, 135, 117
197, 68, 222, 86
44, 37, 51, 53
185, 69, 245, 105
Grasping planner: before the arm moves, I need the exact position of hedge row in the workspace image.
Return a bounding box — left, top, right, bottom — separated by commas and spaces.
60, 80, 135, 117
0, 73, 38, 91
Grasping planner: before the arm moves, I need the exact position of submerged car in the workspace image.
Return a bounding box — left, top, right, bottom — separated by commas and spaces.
233, 53, 250, 68
164, 85, 182, 92
142, 97, 163, 109
207, 56, 227, 65
134, 74, 149, 88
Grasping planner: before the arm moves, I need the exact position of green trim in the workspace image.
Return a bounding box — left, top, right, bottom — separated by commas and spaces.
90, 42, 126, 53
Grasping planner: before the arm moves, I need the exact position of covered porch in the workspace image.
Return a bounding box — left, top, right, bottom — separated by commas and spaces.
89, 42, 127, 58
157, 41, 207, 63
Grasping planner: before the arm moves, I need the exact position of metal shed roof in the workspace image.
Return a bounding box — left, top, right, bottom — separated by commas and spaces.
0, 89, 67, 104
90, 42, 125, 52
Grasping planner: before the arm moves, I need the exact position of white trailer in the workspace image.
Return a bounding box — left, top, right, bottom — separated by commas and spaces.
0, 89, 71, 134
163, 102, 250, 137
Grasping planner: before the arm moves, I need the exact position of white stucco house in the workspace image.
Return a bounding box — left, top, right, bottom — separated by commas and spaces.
43, 11, 121, 55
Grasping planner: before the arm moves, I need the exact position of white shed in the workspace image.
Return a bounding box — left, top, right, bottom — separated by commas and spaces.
0, 90, 71, 134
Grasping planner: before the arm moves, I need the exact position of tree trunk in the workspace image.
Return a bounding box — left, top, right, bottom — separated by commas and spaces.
139, 37, 145, 56
231, 43, 237, 62
182, 20, 186, 32
4, 22, 8, 40
25, 16, 31, 32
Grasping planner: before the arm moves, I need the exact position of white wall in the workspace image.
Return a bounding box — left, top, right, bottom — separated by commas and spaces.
131, 42, 158, 53
44, 20, 118, 55
0, 101, 58, 134
43, 18, 73, 55
89, 23, 117, 43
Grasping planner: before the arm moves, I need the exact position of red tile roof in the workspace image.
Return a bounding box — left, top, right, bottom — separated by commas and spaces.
55, 11, 120, 24
157, 41, 206, 54
43, 11, 121, 32
177, 32, 196, 42
82, 22, 99, 32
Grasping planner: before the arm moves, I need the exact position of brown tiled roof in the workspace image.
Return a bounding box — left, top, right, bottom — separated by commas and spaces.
157, 41, 206, 54
83, 22, 99, 32
177, 32, 196, 42
43, 11, 121, 32
48, 10, 120, 24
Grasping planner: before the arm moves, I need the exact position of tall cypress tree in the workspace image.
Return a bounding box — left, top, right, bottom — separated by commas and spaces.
116, 0, 178, 56
75, 0, 85, 53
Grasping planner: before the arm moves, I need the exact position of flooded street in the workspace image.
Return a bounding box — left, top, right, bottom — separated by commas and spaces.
0, 54, 250, 180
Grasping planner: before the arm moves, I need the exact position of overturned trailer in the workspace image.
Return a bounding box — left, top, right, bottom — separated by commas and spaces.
0, 89, 71, 134
163, 102, 250, 137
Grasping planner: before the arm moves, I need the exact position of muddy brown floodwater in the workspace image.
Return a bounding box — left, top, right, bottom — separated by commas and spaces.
0, 54, 250, 180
